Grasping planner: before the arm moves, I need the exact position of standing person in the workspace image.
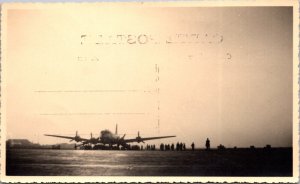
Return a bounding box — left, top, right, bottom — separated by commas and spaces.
160, 143, 164, 151
206, 138, 210, 150
191, 142, 195, 151
171, 143, 175, 151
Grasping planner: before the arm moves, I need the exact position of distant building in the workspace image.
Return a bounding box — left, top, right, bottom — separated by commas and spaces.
6, 139, 40, 149
7, 139, 31, 146
217, 144, 226, 150
264, 144, 272, 150
250, 145, 256, 150
6, 139, 75, 150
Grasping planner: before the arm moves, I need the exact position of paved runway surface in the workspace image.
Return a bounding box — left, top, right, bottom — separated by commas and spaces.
6, 148, 292, 176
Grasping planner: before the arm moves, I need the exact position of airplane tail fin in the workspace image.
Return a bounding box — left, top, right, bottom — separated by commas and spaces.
115, 124, 118, 135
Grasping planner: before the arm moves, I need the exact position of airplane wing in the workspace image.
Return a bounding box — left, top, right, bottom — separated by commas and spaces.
124, 135, 176, 143
44, 134, 89, 141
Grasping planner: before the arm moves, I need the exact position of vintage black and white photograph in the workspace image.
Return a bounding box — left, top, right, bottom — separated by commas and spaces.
1, 1, 298, 183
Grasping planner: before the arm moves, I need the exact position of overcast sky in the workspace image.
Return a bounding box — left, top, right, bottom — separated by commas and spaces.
5, 5, 293, 148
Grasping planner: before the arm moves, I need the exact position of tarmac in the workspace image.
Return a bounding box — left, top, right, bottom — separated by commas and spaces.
6, 148, 292, 176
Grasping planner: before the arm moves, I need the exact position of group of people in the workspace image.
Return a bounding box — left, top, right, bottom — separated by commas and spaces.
159, 142, 187, 151
142, 138, 211, 151
141, 138, 211, 151
144, 144, 156, 150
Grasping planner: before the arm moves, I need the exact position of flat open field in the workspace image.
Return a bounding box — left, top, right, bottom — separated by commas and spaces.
6, 148, 292, 176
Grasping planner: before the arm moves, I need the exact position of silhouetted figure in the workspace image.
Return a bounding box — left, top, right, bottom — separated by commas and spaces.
205, 138, 210, 150
153, 144, 156, 150
141, 145, 143, 150
179, 143, 183, 151
160, 143, 164, 151
183, 143, 186, 151
171, 143, 175, 151
176, 142, 180, 151
191, 142, 195, 151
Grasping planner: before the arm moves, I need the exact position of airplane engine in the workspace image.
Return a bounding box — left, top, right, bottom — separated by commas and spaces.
136, 131, 144, 143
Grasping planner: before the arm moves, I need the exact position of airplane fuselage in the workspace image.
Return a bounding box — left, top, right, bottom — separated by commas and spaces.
100, 130, 121, 145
